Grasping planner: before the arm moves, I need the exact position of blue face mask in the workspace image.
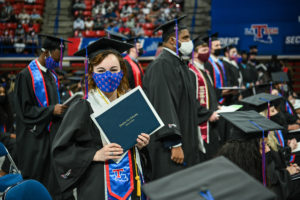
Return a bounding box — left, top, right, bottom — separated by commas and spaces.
45, 54, 59, 70
92, 71, 123, 93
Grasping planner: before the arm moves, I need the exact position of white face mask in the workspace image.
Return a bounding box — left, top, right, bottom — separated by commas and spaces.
178, 40, 194, 56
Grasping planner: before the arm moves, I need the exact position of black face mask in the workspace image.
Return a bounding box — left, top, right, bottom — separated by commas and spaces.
213, 49, 222, 57
0, 96, 6, 104
138, 48, 144, 56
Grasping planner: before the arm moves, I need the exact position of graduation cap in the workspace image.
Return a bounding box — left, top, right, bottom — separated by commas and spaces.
222, 44, 236, 52
220, 110, 283, 140
210, 32, 219, 41
220, 110, 283, 186
39, 34, 72, 51
105, 29, 128, 41
73, 38, 134, 99
193, 35, 209, 48
271, 72, 289, 83
240, 93, 282, 113
39, 34, 72, 70
154, 15, 186, 42
249, 45, 258, 50
142, 156, 276, 200
126, 36, 142, 45
73, 38, 134, 59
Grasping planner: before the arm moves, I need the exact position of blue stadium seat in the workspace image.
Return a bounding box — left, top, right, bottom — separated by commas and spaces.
0, 142, 23, 193
2, 180, 52, 200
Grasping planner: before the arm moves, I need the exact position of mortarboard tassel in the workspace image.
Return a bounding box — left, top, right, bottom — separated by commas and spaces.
208, 37, 212, 55
133, 148, 141, 197
249, 120, 266, 186
259, 97, 270, 119
84, 47, 89, 99
59, 39, 63, 70
107, 32, 111, 39
175, 18, 179, 56
269, 82, 273, 94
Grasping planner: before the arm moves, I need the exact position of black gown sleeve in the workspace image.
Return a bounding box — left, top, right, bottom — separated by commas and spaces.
51, 100, 99, 192
14, 70, 55, 135
143, 59, 182, 144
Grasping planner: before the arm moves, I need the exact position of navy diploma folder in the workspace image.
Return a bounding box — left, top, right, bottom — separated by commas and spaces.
91, 86, 164, 152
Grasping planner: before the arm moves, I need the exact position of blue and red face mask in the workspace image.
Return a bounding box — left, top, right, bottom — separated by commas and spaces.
92, 71, 124, 93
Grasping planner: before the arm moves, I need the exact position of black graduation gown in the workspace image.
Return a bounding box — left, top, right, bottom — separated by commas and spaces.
143, 49, 212, 180
14, 67, 61, 197
51, 99, 149, 200
124, 58, 144, 89
189, 65, 223, 159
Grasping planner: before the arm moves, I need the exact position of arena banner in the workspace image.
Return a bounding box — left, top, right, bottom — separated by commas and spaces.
211, 0, 300, 55
68, 37, 162, 57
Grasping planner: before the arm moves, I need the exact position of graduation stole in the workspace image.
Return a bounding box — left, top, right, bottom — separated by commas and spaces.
216, 60, 227, 87
188, 63, 209, 143
208, 57, 225, 104
285, 101, 294, 115
105, 150, 134, 200
0, 124, 6, 133
27, 60, 60, 130
274, 130, 284, 147
124, 55, 144, 87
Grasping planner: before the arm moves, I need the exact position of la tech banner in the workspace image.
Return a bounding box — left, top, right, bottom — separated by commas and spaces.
211, 0, 300, 55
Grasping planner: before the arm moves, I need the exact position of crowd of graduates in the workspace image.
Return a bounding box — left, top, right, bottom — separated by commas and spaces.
0, 14, 300, 200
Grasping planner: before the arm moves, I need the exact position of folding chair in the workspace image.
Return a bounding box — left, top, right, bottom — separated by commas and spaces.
0, 142, 22, 193
2, 180, 52, 200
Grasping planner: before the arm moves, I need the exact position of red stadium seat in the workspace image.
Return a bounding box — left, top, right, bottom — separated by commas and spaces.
22, 24, 29, 32
33, 23, 41, 32
74, 10, 79, 17
95, 30, 106, 37
82, 30, 96, 37
83, 11, 92, 17
71, 63, 84, 68
6, 23, 17, 29
143, 23, 155, 30
144, 29, 153, 37
0, 23, 6, 30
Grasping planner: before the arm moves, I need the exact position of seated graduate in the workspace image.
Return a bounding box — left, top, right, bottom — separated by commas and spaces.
217, 111, 299, 200
51, 38, 151, 200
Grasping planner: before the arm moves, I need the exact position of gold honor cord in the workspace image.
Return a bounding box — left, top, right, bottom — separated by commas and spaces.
97, 88, 141, 197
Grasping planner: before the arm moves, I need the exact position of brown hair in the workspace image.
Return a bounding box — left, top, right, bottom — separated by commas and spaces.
87, 50, 129, 95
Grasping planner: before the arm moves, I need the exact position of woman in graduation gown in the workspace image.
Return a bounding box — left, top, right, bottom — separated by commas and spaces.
51, 38, 150, 200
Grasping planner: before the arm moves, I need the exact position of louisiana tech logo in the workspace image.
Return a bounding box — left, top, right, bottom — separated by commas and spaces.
244, 24, 279, 44
112, 169, 128, 182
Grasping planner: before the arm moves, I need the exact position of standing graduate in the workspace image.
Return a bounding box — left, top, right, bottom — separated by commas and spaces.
188, 35, 221, 159
221, 44, 243, 104
204, 33, 231, 105
51, 38, 151, 200
124, 37, 145, 89
143, 16, 216, 180
14, 35, 70, 198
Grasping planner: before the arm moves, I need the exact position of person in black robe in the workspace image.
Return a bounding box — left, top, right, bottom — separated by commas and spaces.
124, 37, 145, 89
188, 35, 222, 159
143, 16, 215, 180
0, 82, 17, 175
204, 33, 233, 105
218, 111, 292, 200
239, 50, 259, 98
14, 35, 70, 199
221, 45, 243, 105
51, 38, 151, 200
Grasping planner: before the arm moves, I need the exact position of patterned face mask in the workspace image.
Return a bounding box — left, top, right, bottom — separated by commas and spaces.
92, 71, 124, 93
45, 53, 59, 70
